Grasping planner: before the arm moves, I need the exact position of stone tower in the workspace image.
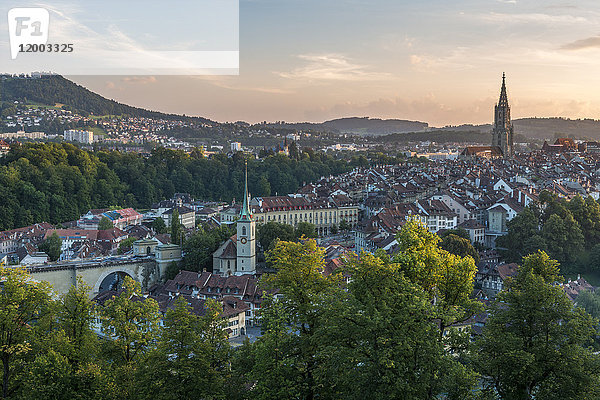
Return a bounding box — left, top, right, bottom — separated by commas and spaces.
492, 73, 514, 157
236, 161, 256, 275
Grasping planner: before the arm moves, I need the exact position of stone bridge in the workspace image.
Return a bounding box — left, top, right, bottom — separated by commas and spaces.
27, 243, 182, 297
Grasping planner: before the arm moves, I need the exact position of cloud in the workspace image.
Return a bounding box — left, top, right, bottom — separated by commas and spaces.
278, 54, 390, 81
560, 35, 600, 50
122, 76, 157, 84
475, 12, 588, 25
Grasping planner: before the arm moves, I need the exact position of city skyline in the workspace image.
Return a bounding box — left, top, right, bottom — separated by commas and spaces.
68, 0, 600, 127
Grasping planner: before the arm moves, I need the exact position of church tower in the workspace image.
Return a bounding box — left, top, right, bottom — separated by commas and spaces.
492, 73, 514, 157
236, 161, 256, 275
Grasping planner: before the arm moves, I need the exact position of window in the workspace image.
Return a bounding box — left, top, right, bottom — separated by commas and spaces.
242, 226, 246, 236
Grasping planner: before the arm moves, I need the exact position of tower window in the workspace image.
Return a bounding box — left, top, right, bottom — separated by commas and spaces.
242, 226, 247, 236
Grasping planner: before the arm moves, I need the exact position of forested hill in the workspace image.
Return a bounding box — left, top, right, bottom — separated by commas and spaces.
0, 75, 213, 122
0, 143, 351, 231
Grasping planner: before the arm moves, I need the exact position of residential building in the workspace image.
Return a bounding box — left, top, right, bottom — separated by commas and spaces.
63, 129, 94, 144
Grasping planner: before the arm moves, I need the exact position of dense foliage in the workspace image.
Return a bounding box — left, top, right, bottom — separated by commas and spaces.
1, 222, 599, 399
0, 76, 211, 122
497, 191, 600, 272
0, 143, 351, 230
0, 271, 232, 400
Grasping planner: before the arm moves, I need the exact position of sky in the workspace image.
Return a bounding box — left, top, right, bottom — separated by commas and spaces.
66, 0, 600, 127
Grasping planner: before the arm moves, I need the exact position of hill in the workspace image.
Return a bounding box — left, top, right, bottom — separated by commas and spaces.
322, 117, 428, 135
436, 118, 600, 141
0, 75, 213, 123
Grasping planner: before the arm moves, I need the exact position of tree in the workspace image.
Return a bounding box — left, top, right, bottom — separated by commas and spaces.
56, 279, 99, 367
138, 297, 230, 400
261, 239, 338, 400
330, 224, 338, 235
117, 237, 137, 255
21, 279, 106, 400
577, 289, 600, 320
590, 243, 600, 271
152, 217, 167, 234
318, 252, 476, 399
100, 277, 160, 365
440, 228, 470, 241
294, 222, 316, 239
0, 268, 53, 398
339, 219, 351, 232
474, 252, 600, 399
257, 222, 295, 250
171, 208, 182, 246
440, 233, 480, 264
182, 225, 235, 272
98, 217, 113, 230
542, 212, 584, 265
38, 232, 62, 261
496, 207, 539, 262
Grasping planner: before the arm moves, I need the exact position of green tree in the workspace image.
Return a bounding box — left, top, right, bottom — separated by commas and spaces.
393, 218, 481, 334
117, 237, 137, 255
138, 297, 230, 400
261, 239, 338, 400
182, 225, 235, 272
152, 217, 167, 234
56, 279, 99, 367
98, 217, 113, 230
294, 222, 316, 239
474, 252, 600, 399
0, 268, 53, 398
319, 252, 476, 399
496, 207, 539, 262
38, 232, 62, 262
339, 219, 351, 232
21, 280, 106, 400
257, 222, 295, 250
244, 294, 300, 399
100, 277, 160, 365
440, 233, 480, 264
170, 209, 182, 246
542, 212, 584, 265
100, 277, 160, 398
441, 228, 470, 241
590, 243, 600, 271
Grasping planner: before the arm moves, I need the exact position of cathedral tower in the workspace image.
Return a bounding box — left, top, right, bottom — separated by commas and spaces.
236, 161, 256, 275
492, 73, 514, 157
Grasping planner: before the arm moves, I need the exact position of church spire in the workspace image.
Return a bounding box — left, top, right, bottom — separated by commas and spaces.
498, 72, 509, 108
239, 160, 252, 221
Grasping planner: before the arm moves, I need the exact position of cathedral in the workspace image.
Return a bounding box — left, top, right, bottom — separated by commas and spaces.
212, 163, 257, 276
491, 73, 514, 157
460, 74, 514, 159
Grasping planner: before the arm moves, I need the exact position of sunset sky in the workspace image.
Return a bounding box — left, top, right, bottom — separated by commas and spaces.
71, 0, 600, 127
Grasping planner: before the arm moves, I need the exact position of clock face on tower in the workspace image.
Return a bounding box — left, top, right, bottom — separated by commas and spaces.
240, 237, 247, 244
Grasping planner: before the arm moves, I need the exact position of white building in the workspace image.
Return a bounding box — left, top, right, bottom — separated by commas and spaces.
64, 129, 94, 144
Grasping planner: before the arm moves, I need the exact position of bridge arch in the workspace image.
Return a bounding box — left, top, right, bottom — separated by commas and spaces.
93, 267, 138, 294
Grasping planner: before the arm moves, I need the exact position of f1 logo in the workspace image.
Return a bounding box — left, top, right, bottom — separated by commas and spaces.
7, 8, 49, 60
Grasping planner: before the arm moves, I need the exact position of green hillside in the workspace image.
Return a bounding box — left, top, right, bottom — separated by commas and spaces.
0, 75, 213, 123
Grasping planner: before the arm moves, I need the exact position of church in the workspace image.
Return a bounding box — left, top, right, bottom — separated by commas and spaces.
460, 73, 514, 159
212, 164, 257, 276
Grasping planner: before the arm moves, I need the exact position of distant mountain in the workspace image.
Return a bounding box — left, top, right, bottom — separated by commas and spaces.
321, 117, 428, 136
0, 75, 213, 123
436, 118, 600, 141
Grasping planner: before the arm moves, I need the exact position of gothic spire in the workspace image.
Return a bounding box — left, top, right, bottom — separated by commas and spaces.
498, 72, 509, 108
239, 160, 252, 221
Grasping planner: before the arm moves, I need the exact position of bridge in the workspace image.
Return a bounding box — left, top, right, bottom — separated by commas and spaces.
26, 243, 182, 296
